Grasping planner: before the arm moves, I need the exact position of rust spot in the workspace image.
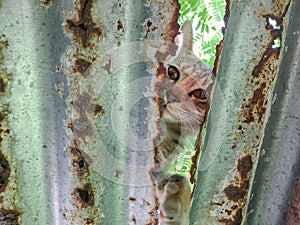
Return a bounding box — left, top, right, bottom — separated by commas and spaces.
0, 209, 20, 224
74, 58, 92, 76
73, 183, 94, 208
65, 0, 102, 48
0, 77, 6, 93
0, 152, 9, 192
224, 185, 246, 202
117, 20, 124, 31
129, 197, 136, 201
40, 0, 52, 7
94, 104, 105, 116
219, 208, 243, 225
70, 146, 90, 178
132, 216, 137, 224
85, 218, 94, 224
237, 154, 253, 180
211, 201, 224, 206
231, 205, 238, 210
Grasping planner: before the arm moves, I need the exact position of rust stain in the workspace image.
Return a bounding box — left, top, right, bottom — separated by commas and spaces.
70, 93, 104, 139
65, 0, 102, 48
237, 154, 253, 180
132, 216, 137, 224
0, 151, 9, 192
219, 208, 243, 225
72, 183, 95, 208
117, 19, 124, 31
239, 3, 291, 127
224, 185, 246, 202
85, 218, 94, 225
0, 37, 11, 194
0, 209, 20, 224
216, 154, 252, 224
70, 145, 90, 179
129, 197, 136, 201
74, 57, 92, 77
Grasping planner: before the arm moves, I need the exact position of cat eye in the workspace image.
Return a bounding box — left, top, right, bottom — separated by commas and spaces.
167, 66, 180, 81
191, 89, 206, 100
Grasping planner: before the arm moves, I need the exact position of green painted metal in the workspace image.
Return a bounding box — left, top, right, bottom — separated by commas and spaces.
246, 1, 300, 224
0, 0, 180, 224
190, 0, 294, 224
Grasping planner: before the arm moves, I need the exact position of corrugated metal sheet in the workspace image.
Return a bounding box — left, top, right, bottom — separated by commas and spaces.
0, 0, 180, 224
191, 0, 299, 225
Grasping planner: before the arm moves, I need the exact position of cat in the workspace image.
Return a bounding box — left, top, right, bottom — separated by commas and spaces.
150, 170, 191, 225
154, 20, 214, 171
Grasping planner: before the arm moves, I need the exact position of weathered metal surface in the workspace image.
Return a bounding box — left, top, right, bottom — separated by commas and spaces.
190, 0, 293, 224
0, 0, 181, 224
246, 1, 300, 224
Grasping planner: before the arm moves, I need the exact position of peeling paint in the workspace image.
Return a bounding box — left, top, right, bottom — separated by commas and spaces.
66, 0, 102, 48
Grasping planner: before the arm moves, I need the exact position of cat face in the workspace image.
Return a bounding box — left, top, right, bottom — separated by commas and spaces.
158, 60, 213, 135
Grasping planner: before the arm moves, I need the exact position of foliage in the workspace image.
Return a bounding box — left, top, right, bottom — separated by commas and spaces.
178, 0, 226, 67
169, 0, 225, 177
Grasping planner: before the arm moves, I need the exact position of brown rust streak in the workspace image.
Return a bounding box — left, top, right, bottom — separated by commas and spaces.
66, 0, 102, 48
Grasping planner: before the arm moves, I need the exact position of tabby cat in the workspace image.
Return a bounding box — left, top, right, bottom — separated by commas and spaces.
151, 170, 191, 225
155, 20, 214, 171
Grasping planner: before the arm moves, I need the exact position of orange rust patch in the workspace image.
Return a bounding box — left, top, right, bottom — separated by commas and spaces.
237, 154, 253, 180
65, 0, 102, 48
72, 183, 94, 208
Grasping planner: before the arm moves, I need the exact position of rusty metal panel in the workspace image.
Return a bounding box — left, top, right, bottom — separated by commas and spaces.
247, 1, 300, 224
190, 0, 295, 225
0, 0, 181, 224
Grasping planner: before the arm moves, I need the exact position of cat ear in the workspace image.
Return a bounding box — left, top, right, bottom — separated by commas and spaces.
180, 20, 193, 51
